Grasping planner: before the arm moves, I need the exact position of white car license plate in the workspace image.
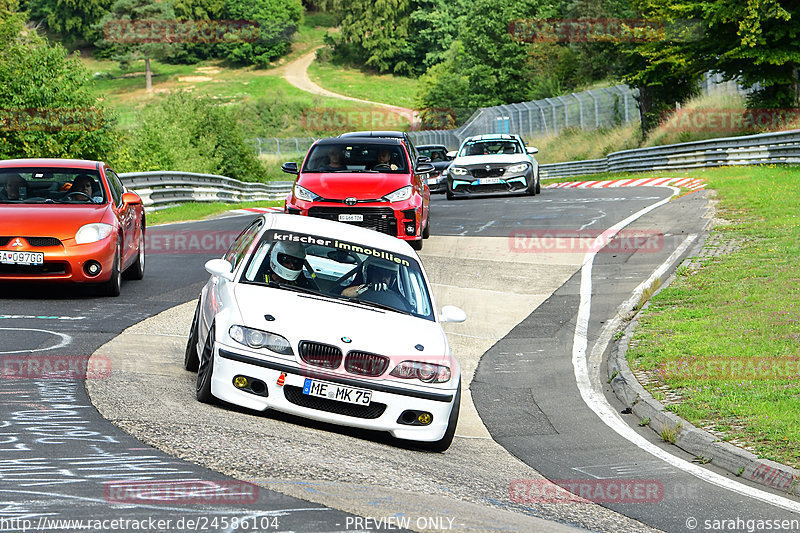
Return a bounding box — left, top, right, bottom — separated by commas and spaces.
338, 214, 364, 222
0, 251, 44, 265
303, 378, 372, 405
427, 177, 439, 185
477, 177, 502, 185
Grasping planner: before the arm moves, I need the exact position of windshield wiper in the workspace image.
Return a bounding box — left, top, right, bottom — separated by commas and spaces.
341, 296, 413, 316
264, 281, 322, 297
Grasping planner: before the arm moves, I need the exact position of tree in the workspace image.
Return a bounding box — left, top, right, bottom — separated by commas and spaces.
328, 0, 414, 74
219, 0, 303, 67
95, 0, 176, 91
0, 12, 118, 161
26, 0, 113, 45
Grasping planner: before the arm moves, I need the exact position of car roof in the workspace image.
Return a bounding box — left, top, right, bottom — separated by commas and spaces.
464, 134, 522, 142
262, 213, 417, 258
0, 158, 103, 170
416, 144, 447, 149
315, 137, 404, 146
338, 131, 407, 139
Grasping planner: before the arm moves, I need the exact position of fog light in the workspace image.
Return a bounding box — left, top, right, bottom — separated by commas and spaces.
405, 224, 415, 235
84, 261, 102, 277
233, 375, 248, 389
417, 412, 433, 425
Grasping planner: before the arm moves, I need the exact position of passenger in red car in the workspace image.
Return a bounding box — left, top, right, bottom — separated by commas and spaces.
319, 148, 346, 171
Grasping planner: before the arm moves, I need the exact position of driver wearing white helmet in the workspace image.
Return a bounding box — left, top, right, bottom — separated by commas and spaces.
264, 240, 309, 285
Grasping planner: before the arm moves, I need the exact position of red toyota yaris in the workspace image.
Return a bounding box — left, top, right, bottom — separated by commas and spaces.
0, 158, 145, 296
282, 134, 433, 250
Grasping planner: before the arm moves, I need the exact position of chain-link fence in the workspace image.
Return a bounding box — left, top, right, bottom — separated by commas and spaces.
252, 73, 756, 155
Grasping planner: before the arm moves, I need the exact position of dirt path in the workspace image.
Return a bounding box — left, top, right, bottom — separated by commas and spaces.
283, 47, 418, 124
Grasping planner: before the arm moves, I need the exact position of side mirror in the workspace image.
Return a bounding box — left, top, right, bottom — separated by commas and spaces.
205, 258, 234, 282
416, 163, 436, 174
281, 162, 299, 175
440, 305, 467, 323
526, 147, 539, 155
121, 191, 142, 207
417, 156, 431, 165
446, 151, 457, 159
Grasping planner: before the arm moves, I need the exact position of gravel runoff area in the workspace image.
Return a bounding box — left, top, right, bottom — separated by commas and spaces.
87, 235, 659, 532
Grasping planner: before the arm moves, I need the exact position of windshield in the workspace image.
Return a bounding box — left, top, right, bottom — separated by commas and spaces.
418, 147, 448, 161
242, 230, 434, 321
458, 140, 523, 157
0, 168, 106, 204
302, 143, 408, 173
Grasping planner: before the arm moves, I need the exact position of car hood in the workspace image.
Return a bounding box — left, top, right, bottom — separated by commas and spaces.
233, 284, 451, 363
452, 154, 531, 167
298, 173, 412, 200
0, 205, 110, 240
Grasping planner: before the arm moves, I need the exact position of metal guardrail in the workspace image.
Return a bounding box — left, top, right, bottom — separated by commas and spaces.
119, 171, 293, 210
119, 129, 800, 210
540, 129, 800, 180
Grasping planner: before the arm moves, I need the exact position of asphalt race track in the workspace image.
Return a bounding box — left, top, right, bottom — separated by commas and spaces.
2, 186, 800, 532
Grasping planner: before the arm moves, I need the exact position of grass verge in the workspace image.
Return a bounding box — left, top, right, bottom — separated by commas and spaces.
624, 165, 800, 467
307, 57, 419, 109
148, 201, 282, 226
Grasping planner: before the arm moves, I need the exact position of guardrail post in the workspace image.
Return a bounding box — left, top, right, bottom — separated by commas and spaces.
572, 93, 584, 130
556, 96, 569, 129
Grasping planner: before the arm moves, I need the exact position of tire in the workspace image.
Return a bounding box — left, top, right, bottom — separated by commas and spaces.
422, 213, 430, 239
98, 241, 121, 297
196, 325, 216, 403
123, 224, 145, 280
184, 302, 200, 372
446, 188, 454, 201
419, 380, 461, 452
410, 238, 423, 251
526, 175, 537, 196
535, 176, 541, 194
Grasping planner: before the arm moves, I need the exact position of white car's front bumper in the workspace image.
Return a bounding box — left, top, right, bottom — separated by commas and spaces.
211, 343, 459, 442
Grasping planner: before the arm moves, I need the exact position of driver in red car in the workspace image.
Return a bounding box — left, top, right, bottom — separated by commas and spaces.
368, 149, 398, 171
0, 174, 26, 201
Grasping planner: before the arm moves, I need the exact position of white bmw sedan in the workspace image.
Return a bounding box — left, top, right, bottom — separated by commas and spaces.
184, 213, 467, 451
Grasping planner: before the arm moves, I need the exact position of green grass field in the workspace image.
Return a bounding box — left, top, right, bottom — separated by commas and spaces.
621, 165, 800, 467
307, 60, 419, 109
147, 200, 283, 226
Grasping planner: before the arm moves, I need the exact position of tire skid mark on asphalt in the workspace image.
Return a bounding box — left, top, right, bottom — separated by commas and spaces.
571, 187, 800, 513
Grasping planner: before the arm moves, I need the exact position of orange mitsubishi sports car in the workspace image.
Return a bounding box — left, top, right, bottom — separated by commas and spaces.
0, 159, 145, 296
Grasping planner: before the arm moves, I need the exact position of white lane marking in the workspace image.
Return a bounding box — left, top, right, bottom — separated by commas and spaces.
0, 328, 71, 354
579, 210, 607, 230
0, 315, 85, 321
571, 189, 800, 513
475, 220, 496, 233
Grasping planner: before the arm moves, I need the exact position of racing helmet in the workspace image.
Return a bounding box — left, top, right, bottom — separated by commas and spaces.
269, 241, 306, 281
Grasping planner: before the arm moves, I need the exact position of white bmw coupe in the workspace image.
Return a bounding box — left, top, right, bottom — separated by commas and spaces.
184, 213, 467, 451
